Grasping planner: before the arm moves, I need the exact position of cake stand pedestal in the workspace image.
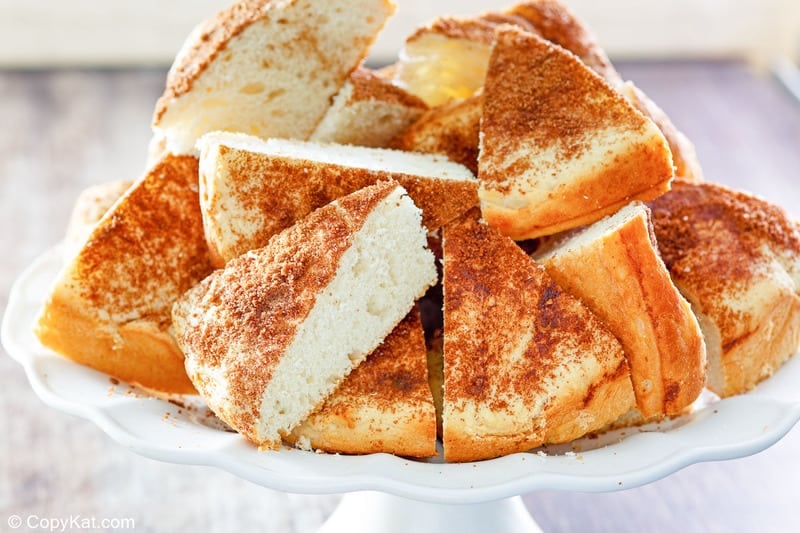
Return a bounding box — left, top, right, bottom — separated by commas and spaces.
318, 492, 541, 533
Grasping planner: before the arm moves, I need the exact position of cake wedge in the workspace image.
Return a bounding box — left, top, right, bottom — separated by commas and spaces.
197, 132, 477, 266
392, 0, 621, 107
650, 180, 800, 397
35, 154, 214, 393
442, 210, 635, 462
172, 180, 437, 449
535, 201, 707, 419
478, 27, 674, 240
152, 0, 395, 154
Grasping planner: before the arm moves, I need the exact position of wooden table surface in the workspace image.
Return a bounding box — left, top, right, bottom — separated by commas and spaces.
1, 61, 799, 532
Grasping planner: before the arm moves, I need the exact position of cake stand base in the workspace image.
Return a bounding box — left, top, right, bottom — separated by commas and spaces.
317, 491, 542, 533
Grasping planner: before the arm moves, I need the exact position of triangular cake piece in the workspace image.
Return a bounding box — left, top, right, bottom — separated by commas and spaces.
478, 26, 674, 240
35, 155, 214, 393
535, 201, 707, 419
650, 179, 800, 397
310, 67, 428, 148
441, 210, 635, 462
172, 181, 437, 449
286, 307, 437, 457
152, 0, 395, 154
197, 132, 477, 266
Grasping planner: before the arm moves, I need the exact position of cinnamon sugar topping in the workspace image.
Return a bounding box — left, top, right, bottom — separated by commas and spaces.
443, 210, 623, 406
408, 14, 532, 45
650, 179, 800, 341
480, 27, 644, 187
74, 154, 213, 325
651, 179, 800, 269
174, 180, 399, 435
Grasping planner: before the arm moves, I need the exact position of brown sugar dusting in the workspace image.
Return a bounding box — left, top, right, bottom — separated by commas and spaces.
442, 211, 619, 410
649, 179, 800, 341
216, 148, 352, 255
212, 143, 477, 260
650, 179, 800, 268
75, 154, 214, 326
173, 180, 399, 434
480, 27, 644, 187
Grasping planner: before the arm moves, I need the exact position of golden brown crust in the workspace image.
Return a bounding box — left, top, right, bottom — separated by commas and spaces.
443, 432, 538, 464
153, 0, 277, 123
394, 92, 482, 175
37, 302, 196, 393
441, 210, 634, 462
482, 160, 672, 241
649, 180, 800, 397
348, 67, 428, 109
286, 308, 437, 457
506, 0, 621, 84
478, 27, 673, 240
712, 296, 800, 397
173, 180, 400, 441
481, 29, 640, 172
35, 154, 213, 393
538, 203, 706, 418
204, 143, 477, 265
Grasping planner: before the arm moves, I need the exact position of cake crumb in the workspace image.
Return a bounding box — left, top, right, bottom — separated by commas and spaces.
295, 435, 313, 452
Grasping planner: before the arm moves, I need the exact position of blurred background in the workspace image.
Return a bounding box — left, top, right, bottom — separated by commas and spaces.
1, 1, 800, 532
1, 0, 798, 67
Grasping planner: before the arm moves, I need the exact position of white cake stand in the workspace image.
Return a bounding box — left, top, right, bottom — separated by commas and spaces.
5, 246, 800, 533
